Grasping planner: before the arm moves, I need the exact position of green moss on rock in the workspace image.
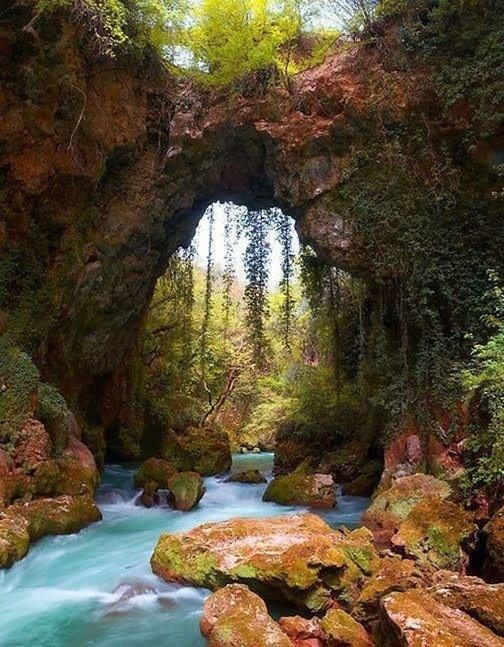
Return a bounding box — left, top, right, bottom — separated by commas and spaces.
161, 426, 231, 476
262, 472, 337, 508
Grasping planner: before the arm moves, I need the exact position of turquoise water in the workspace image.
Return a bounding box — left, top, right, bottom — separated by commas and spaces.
0, 454, 369, 646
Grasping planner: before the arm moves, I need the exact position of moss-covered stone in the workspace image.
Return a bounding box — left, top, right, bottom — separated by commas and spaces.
35, 383, 70, 457
151, 514, 379, 613
391, 498, 477, 571
263, 472, 337, 508
320, 608, 372, 647
225, 469, 267, 484
342, 460, 382, 498
0, 344, 39, 440
200, 584, 292, 647
362, 474, 452, 547
134, 457, 177, 489
167, 471, 205, 511
9, 494, 102, 542
380, 589, 503, 647
0, 513, 30, 568
161, 426, 231, 476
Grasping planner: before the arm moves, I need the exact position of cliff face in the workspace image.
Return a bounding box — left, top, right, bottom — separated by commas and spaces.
1, 2, 503, 461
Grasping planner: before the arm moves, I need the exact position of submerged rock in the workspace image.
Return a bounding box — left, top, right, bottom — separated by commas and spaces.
161, 426, 232, 476
262, 473, 337, 508
390, 497, 477, 571
151, 513, 378, 612
362, 474, 452, 547
200, 584, 292, 647
167, 471, 205, 511
225, 470, 267, 484
379, 588, 503, 646
134, 457, 177, 490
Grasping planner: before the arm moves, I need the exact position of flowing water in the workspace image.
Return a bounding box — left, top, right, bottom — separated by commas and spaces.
0, 453, 369, 646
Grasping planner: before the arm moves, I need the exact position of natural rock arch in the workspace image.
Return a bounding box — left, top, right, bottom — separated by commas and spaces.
1, 2, 502, 459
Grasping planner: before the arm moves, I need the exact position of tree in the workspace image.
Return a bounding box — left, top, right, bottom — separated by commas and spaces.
183, 0, 315, 85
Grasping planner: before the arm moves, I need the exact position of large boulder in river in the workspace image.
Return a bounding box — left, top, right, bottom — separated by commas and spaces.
225, 469, 267, 484
379, 588, 504, 646
200, 584, 292, 647
151, 513, 379, 613
0, 513, 30, 568
161, 426, 231, 476
134, 457, 177, 489
362, 473, 452, 547
167, 471, 205, 511
262, 473, 337, 508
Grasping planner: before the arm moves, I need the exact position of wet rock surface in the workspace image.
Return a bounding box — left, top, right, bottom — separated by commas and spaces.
167, 471, 205, 511
151, 513, 378, 613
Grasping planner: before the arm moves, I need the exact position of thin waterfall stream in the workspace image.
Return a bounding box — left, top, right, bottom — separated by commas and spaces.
0, 454, 369, 646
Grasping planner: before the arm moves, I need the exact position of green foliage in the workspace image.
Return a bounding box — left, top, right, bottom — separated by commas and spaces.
36, 383, 70, 457
183, 0, 315, 86
461, 273, 504, 489
0, 343, 40, 442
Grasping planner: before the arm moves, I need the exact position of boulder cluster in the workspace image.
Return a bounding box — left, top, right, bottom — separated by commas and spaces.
151, 470, 504, 646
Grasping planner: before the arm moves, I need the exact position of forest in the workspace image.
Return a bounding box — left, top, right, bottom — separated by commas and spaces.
0, 0, 503, 645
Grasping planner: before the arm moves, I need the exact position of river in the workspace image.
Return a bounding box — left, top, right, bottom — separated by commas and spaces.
0, 453, 369, 646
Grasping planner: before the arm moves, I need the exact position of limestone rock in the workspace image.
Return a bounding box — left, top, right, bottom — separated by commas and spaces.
151, 514, 378, 612
134, 457, 177, 490
0, 513, 30, 568
278, 615, 324, 646
226, 470, 267, 484
200, 584, 293, 647
161, 426, 231, 476
379, 589, 503, 646
362, 474, 452, 547
390, 497, 477, 571
428, 571, 504, 636
262, 473, 337, 508
320, 609, 373, 647
8, 494, 102, 541
167, 471, 205, 511
353, 556, 428, 626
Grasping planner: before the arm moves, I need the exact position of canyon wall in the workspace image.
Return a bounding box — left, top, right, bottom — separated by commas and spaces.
1, 1, 503, 469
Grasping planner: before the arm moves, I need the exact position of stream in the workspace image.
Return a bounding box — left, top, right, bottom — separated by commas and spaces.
0, 453, 370, 646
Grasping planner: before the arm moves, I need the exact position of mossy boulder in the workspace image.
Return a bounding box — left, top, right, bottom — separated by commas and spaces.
167, 471, 205, 511
390, 497, 477, 571
151, 514, 379, 613
379, 589, 503, 646
55, 437, 100, 495
9, 494, 102, 542
428, 571, 504, 637
35, 383, 70, 457
161, 426, 231, 476
320, 608, 373, 647
0, 513, 30, 568
362, 474, 452, 547
226, 469, 267, 484
134, 457, 177, 489
200, 584, 292, 647
0, 344, 39, 440
263, 473, 337, 508
353, 556, 428, 626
